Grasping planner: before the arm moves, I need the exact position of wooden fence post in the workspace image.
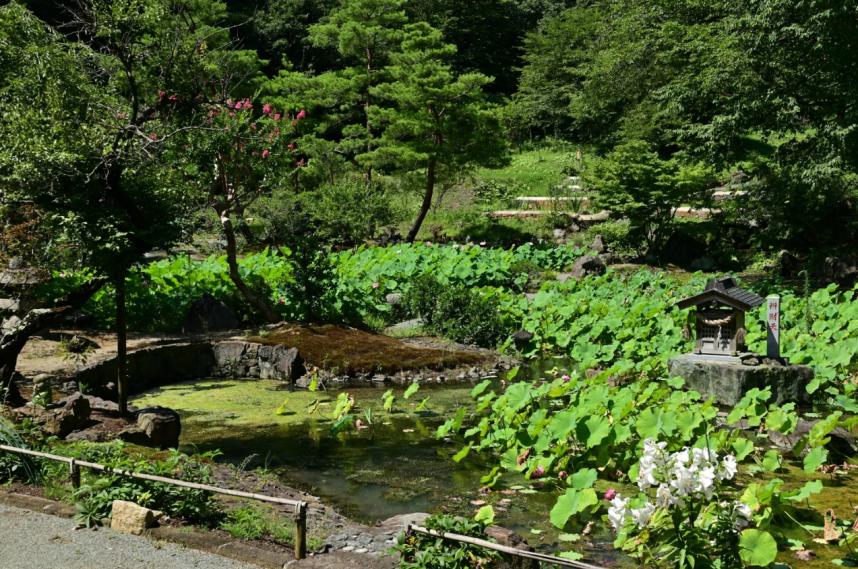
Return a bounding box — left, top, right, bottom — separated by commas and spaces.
69, 459, 80, 489
294, 502, 307, 560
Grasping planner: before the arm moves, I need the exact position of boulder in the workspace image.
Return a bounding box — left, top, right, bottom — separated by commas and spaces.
385, 293, 403, 306
120, 407, 181, 449
42, 393, 91, 437
257, 344, 303, 381
379, 512, 431, 533
485, 526, 539, 569
511, 330, 534, 350
110, 500, 156, 535
569, 255, 607, 279
182, 293, 239, 334
590, 234, 606, 254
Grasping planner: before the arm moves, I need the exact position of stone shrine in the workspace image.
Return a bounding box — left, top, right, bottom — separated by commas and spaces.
669, 276, 813, 406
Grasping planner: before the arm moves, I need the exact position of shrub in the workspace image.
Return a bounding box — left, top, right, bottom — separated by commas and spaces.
395, 514, 499, 569
301, 178, 399, 246
220, 504, 294, 543
0, 417, 39, 483
586, 140, 715, 259
55, 443, 221, 526
405, 276, 513, 348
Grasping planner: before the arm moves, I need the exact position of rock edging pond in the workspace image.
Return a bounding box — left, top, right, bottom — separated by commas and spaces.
71, 324, 510, 399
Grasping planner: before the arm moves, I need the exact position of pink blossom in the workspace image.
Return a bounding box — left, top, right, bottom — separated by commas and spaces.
558, 471, 568, 481
262, 103, 273, 115
287, 143, 296, 150
234, 101, 243, 110
372, 282, 380, 290
226, 99, 234, 107
604, 488, 617, 501
561, 374, 571, 383
262, 149, 270, 159
273, 113, 281, 121
296, 109, 307, 120
531, 466, 545, 479
158, 90, 166, 99
168, 94, 178, 102
242, 98, 253, 109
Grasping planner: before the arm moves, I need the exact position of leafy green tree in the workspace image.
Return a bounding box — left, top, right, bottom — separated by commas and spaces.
367, 23, 508, 241
0, 0, 252, 412
588, 140, 714, 259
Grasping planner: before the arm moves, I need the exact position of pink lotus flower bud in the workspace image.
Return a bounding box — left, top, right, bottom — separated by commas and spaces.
604, 488, 617, 501
562, 374, 571, 382
531, 466, 545, 479
262, 149, 270, 159
558, 471, 568, 481
297, 109, 307, 120
262, 103, 272, 115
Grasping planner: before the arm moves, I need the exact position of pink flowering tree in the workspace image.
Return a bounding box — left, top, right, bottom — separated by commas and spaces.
179, 97, 307, 322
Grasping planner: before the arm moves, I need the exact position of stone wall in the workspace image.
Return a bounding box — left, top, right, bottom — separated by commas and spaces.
74, 341, 304, 399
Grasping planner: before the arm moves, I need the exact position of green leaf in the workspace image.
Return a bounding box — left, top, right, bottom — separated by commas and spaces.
739, 529, 778, 566
803, 446, 828, 472
452, 445, 471, 463
558, 551, 584, 561
549, 488, 598, 529
474, 505, 495, 526
568, 468, 598, 490
403, 382, 420, 400
581, 416, 611, 448
732, 437, 755, 461
786, 480, 823, 502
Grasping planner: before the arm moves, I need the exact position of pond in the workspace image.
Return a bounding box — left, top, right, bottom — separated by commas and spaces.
130, 362, 622, 561
131, 369, 858, 567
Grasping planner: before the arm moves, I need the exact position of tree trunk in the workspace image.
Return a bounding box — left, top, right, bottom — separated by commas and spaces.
406, 158, 437, 243
219, 207, 280, 324
115, 272, 129, 416
0, 278, 106, 407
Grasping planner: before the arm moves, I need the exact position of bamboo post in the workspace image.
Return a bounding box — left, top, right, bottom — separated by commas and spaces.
69, 459, 80, 489
294, 502, 307, 560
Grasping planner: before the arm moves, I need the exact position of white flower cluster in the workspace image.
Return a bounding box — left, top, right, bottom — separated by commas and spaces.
608, 439, 748, 532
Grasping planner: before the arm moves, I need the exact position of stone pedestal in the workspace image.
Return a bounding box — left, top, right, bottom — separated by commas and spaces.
668, 353, 813, 406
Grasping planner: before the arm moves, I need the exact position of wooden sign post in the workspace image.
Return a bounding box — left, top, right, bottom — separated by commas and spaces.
767, 295, 780, 359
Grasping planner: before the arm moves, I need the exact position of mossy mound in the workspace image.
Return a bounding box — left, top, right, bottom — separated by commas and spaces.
249, 324, 488, 375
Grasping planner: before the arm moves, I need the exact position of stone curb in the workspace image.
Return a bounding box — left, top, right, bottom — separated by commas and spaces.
0, 491, 290, 569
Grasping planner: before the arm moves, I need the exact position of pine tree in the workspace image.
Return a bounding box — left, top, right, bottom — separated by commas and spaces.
366, 23, 507, 241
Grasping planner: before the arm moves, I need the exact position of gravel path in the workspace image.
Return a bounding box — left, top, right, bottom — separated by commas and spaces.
0, 504, 258, 569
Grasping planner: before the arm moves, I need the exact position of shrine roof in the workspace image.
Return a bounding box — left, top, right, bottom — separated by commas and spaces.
676, 276, 764, 312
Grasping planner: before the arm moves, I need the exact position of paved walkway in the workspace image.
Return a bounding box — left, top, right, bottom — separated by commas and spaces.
0, 504, 258, 569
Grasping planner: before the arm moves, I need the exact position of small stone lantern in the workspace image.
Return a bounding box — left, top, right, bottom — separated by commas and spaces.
676, 276, 764, 357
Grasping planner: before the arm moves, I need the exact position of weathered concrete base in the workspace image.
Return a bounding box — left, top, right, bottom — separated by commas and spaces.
669, 353, 813, 406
